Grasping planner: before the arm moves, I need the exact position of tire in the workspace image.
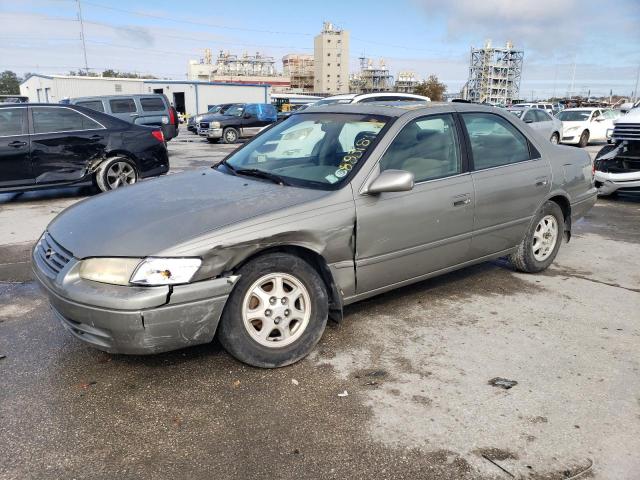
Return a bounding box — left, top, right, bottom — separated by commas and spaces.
509, 201, 564, 273
95, 157, 138, 192
550, 132, 559, 145
218, 253, 328, 368
221, 127, 239, 144
578, 130, 589, 148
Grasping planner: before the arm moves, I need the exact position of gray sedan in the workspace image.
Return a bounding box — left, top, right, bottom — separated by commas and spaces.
33, 103, 597, 368
507, 107, 563, 144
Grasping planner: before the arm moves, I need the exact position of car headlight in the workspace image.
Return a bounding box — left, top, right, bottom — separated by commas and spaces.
79, 258, 142, 286
79, 257, 202, 286
210, 121, 221, 129
195, 115, 203, 122
565, 126, 579, 133
606, 128, 613, 139
130, 258, 202, 286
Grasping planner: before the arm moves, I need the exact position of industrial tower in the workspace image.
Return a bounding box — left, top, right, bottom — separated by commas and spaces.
466, 40, 524, 105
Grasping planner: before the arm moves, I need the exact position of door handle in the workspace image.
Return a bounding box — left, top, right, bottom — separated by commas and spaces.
8, 140, 27, 148
452, 194, 472, 207
90, 135, 102, 139
130, 113, 139, 117
535, 177, 549, 187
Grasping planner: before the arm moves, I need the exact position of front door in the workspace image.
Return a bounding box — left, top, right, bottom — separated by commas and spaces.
30, 106, 108, 184
355, 113, 475, 294
240, 104, 263, 137
460, 112, 552, 258
0, 107, 32, 187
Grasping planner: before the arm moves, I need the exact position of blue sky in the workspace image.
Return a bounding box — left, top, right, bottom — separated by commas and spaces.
2, 0, 639, 98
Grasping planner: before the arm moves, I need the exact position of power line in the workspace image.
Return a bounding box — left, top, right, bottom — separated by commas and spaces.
75, 0, 89, 73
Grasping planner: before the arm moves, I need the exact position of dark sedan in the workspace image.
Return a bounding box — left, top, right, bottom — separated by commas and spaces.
0, 103, 169, 193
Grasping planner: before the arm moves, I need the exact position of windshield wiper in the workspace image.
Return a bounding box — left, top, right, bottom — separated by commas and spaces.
217, 159, 237, 175
234, 168, 290, 186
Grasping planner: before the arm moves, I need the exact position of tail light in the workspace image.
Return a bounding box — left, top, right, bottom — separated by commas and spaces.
151, 130, 164, 142
169, 108, 176, 125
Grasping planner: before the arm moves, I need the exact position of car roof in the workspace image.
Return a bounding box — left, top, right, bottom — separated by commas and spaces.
301, 101, 500, 118
0, 103, 82, 108
562, 107, 598, 111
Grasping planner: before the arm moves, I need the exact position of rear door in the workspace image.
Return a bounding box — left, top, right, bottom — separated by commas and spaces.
461, 112, 551, 258
30, 106, 108, 184
0, 107, 32, 187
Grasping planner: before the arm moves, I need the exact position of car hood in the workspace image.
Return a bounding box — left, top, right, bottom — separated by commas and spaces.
48, 169, 329, 259
561, 121, 588, 127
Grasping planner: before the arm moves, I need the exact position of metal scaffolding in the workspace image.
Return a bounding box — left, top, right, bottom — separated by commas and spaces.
394, 71, 418, 93
214, 51, 276, 77
466, 40, 523, 105
282, 54, 314, 91
350, 57, 393, 93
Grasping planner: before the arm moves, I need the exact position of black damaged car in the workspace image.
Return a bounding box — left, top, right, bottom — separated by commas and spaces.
0, 103, 169, 194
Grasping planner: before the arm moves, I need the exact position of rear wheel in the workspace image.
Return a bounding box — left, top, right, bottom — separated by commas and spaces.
218, 253, 328, 368
578, 130, 590, 148
550, 132, 559, 144
221, 127, 239, 144
95, 157, 138, 192
509, 201, 564, 273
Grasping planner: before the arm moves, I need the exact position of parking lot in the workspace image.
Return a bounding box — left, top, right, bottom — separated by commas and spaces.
1, 131, 639, 479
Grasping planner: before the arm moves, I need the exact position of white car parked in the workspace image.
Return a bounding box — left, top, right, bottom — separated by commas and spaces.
558, 108, 619, 147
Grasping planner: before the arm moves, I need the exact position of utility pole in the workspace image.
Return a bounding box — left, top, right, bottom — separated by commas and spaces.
569, 57, 576, 99
633, 64, 640, 103
76, 0, 89, 74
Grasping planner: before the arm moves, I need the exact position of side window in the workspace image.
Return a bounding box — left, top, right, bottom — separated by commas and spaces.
32, 107, 102, 134
534, 110, 550, 122
379, 114, 461, 182
76, 100, 105, 113
244, 104, 258, 116
522, 110, 535, 123
109, 98, 137, 114
139, 97, 165, 112
462, 113, 531, 170
0, 108, 25, 136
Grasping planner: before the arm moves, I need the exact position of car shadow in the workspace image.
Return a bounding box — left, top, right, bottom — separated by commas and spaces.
0, 185, 95, 205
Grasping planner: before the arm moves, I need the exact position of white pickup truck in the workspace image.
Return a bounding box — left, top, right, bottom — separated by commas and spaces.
594, 108, 640, 195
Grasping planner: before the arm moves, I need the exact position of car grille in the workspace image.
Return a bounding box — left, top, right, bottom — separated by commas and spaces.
612, 122, 640, 141
35, 232, 73, 276
199, 122, 210, 129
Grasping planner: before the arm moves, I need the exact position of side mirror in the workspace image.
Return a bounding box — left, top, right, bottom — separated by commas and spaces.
524, 118, 533, 123
243, 112, 252, 119
366, 170, 414, 194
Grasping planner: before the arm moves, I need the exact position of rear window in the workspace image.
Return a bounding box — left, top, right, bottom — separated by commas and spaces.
32, 107, 102, 133
140, 97, 165, 112
76, 100, 105, 113
109, 98, 137, 114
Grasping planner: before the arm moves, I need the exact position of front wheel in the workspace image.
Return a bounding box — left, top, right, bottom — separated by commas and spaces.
221, 127, 239, 144
578, 130, 590, 148
218, 253, 328, 368
509, 201, 564, 273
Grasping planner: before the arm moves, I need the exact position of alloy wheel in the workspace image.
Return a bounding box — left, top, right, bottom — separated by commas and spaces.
242, 273, 311, 348
532, 214, 558, 261
106, 161, 136, 189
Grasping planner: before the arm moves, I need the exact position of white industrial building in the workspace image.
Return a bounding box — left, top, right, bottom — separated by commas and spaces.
20, 74, 270, 115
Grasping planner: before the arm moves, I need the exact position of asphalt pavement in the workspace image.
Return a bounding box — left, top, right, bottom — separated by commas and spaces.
1, 132, 639, 479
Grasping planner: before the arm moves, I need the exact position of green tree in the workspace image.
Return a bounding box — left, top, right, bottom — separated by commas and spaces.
0, 70, 21, 95
414, 74, 447, 101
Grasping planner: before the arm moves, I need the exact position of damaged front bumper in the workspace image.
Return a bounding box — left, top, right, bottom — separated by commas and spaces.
32, 248, 238, 355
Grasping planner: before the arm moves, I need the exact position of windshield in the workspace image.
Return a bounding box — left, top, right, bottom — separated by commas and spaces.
219, 113, 389, 189
224, 105, 244, 117
508, 109, 524, 118
313, 97, 353, 106
558, 110, 592, 121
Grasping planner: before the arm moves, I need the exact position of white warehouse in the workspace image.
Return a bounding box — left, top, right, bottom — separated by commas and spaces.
20, 74, 270, 115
